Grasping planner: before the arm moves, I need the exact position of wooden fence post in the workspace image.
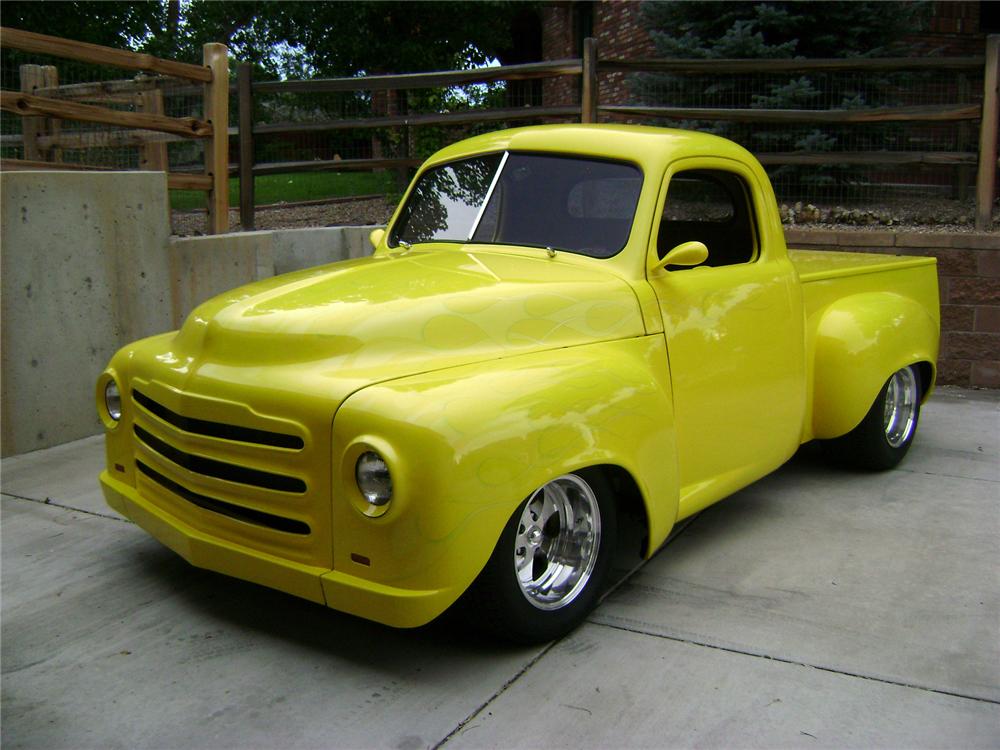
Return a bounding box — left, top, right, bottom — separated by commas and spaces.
203, 42, 230, 234
581, 37, 598, 124
975, 34, 999, 232
40, 66, 62, 162
238, 62, 255, 231
396, 89, 410, 192
19, 64, 44, 160
138, 89, 168, 170
956, 74, 970, 202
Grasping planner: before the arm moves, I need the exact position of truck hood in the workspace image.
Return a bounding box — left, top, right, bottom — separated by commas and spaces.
155, 247, 644, 402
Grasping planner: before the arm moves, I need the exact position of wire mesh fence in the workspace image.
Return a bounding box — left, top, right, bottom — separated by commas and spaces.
1, 49, 206, 173
605, 62, 987, 212
246, 76, 569, 169
235, 66, 582, 228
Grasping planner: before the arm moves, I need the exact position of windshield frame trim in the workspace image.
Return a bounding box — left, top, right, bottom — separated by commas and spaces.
466, 150, 509, 241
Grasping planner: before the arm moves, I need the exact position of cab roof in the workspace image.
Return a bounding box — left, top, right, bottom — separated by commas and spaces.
424, 124, 757, 174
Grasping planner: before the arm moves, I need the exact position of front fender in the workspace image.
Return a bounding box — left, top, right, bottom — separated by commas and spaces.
326, 335, 677, 626
812, 292, 938, 439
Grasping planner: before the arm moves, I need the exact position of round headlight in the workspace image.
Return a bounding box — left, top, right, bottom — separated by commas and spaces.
105, 379, 122, 421
355, 451, 392, 507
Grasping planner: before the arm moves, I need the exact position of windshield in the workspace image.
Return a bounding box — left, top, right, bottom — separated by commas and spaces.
389, 152, 642, 259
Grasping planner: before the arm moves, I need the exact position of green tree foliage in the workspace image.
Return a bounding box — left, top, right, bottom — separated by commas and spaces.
636, 1, 930, 195
2, 1, 534, 76
642, 1, 925, 60
2, 1, 167, 51
1, 1, 538, 175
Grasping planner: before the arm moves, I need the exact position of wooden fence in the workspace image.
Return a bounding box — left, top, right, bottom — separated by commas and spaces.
0, 27, 230, 234
235, 35, 998, 232
2, 27, 997, 234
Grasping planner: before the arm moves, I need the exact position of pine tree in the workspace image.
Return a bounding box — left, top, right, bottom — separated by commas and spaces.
635, 1, 929, 198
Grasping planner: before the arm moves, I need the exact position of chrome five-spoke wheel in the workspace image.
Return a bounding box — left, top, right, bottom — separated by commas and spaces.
463, 468, 616, 644
883, 366, 919, 448
514, 474, 602, 610
827, 364, 923, 471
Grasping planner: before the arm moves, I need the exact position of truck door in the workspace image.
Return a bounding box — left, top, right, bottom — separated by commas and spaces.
648, 162, 806, 518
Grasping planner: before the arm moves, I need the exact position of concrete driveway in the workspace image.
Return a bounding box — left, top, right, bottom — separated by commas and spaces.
2, 387, 998, 749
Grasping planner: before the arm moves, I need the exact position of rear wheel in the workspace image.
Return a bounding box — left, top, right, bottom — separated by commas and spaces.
827, 365, 922, 470
463, 469, 616, 644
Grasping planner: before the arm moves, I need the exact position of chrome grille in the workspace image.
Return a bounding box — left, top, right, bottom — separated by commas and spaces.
132, 389, 303, 449
126, 383, 329, 566
133, 424, 306, 493
136, 461, 310, 535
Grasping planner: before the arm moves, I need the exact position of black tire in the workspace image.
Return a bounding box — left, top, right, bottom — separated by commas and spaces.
826, 365, 922, 471
461, 468, 617, 645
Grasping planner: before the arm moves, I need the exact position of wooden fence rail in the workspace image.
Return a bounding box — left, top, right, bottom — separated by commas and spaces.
1, 27, 211, 82
599, 104, 982, 124
251, 59, 584, 94
599, 57, 985, 74
1, 91, 212, 136
0, 26, 229, 234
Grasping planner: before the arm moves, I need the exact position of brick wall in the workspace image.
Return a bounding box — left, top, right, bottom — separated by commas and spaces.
593, 1, 654, 106
541, 0, 655, 107
905, 1, 986, 56
541, 3, 577, 107
785, 229, 1000, 388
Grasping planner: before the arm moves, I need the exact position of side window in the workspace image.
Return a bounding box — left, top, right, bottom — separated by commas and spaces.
657, 170, 757, 267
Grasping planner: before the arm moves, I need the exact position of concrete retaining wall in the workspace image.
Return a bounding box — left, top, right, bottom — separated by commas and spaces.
1, 172, 173, 456
1, 170, 378, 457
785, 229, 1000, 389
169, 225, 375, 326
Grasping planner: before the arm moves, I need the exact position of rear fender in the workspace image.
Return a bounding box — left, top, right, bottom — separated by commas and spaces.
812, 292, 938, 439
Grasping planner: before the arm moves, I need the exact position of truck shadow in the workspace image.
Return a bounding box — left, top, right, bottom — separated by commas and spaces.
129, 542, 536, 662
123, 445, 870, 661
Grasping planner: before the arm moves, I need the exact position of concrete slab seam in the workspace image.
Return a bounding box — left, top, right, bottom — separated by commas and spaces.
597, 513, 703, 607
432, 515, 707, 748
897, 467, 1000, 484
589, 618, 1000, 707
433, 642, 559, 749
1, 491, 131, 524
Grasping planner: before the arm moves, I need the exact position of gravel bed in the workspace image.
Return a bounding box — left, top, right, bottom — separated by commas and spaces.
171, 197, 395, 237
170, 195, 997, 237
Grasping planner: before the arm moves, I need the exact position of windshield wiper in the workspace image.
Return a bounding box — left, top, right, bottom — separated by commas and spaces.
483, 240, 574, 257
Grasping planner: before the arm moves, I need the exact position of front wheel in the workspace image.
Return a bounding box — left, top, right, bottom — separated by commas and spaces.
462, 469, 616, 644
826, 365, 922, 470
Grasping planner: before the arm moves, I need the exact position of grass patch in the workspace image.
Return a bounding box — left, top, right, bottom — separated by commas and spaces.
170, 171, 394, 211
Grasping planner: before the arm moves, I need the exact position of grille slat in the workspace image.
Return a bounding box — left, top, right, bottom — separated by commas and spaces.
133, 389, 303, 450
136, 461, 310, 535
133, 425, 306, 494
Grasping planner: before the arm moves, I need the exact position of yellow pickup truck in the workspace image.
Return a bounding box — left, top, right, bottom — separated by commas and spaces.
97, 125, 939, 643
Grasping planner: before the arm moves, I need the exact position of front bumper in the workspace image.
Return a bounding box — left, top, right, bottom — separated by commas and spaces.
101, 470, 451, 628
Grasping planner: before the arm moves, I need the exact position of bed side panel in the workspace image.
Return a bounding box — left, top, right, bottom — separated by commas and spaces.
795, 256, 939, 441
